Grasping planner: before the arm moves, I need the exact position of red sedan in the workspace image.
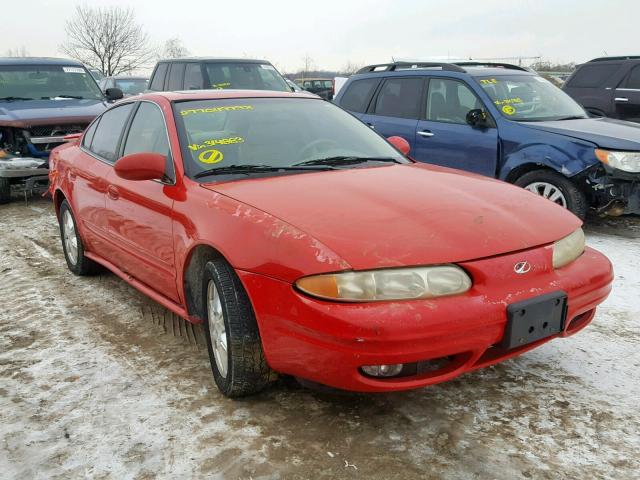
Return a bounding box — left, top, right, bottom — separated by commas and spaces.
49, 90, 613, 397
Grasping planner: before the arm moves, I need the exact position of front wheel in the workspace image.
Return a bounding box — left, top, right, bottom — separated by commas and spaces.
515, 170, 588, 219
202, 258, 274, 397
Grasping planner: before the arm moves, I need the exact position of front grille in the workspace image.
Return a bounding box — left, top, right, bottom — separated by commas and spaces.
28, 124, 87, 137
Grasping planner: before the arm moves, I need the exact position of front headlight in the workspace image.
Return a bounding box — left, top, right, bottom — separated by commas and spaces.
295, 265, 472, 302
552, 228, 585, 269
595, 149, 640, 173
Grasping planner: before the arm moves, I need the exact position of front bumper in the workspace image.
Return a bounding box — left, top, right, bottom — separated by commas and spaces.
238, 246, 613, 392
586, 165, 640, 215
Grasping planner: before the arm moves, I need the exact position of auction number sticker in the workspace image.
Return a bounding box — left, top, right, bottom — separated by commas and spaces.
502, 105, 517, 115
62, 67, 85, 74
199, 149, 224, 164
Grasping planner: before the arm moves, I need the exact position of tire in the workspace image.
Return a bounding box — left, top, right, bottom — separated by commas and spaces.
58, 200, 99, 275
0, 177, 11, 204
515, 169, 588, 219
202, 257, 273, 397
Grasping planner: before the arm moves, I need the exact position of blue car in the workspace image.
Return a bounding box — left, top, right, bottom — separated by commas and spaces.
334, 61, 640, 218
0, 57, 123, 203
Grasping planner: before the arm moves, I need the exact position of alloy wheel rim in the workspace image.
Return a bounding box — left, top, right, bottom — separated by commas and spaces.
207, 280, 228, 378
62, 210, 79, 265
524, 181, 568, 208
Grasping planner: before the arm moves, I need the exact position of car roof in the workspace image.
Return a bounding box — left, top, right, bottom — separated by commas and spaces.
107, 76, 148, 80
0, 57, 85, 66
140, 89, 318, 102
351, 66, 534, 80
156, 57, 272, 64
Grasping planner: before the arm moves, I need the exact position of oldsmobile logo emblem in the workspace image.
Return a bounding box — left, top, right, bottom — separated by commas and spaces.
514, 261, 532, 274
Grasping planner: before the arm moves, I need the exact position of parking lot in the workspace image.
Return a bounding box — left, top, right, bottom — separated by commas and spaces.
0, 196, 638, 479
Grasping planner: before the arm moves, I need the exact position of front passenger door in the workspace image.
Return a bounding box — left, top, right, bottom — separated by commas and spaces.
414, 78, 498, 176
105, 101, 180, 302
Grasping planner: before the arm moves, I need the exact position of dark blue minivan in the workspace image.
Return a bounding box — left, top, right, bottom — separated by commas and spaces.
334, 62, 640, 218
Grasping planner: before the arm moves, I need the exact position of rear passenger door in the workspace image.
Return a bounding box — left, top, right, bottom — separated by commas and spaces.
414, 78, 498, 176
614, 65, 640, 122
336, 77, 380, 120
360, 77, 424, 149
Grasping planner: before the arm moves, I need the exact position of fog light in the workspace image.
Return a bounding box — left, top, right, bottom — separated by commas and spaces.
361, 364, 403, 377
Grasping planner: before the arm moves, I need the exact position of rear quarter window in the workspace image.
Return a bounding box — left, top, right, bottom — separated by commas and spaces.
339, 78, 380, 113
149, 63, 168, 90
567, 63, 621, 88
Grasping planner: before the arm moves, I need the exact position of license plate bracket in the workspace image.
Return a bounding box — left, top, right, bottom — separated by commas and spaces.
502, 291, 567, 350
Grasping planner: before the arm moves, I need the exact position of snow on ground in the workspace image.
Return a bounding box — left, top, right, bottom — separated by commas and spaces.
1, 197, 639, 480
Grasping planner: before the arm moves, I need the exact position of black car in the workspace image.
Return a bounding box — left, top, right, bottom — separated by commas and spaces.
563, 56, 640, 122
147, 58, 290, 93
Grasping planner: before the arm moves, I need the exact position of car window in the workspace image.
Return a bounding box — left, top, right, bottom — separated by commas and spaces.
323, 80, 333, 88
184, 63, 203, 90
567, 63, 621, 88
167, 63, 186, 90
339, 78, 380, 113
204, 62, 289, 91
123, 102, 173, 180
89, 103, 134, 163
427, 78, 481, 124
374, 77, 423, 119
0, 64, 104, 100
82, 120, 99, 149
115, 79, 148, 95
624, 65, 640, 89
149, 63, 168, 91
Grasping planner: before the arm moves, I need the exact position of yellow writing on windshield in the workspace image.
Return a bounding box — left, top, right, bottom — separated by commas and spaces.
198, 149, 224, 164
180, 105, 254, 116
502, 105, 517, 115
479, 78, 498, 85
188, 136, 244, 151
494, 97, 523, 106
212, 82, 232, 89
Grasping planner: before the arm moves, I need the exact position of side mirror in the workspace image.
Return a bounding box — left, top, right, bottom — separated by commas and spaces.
114, 152, 166, 181
387, 135, 410, 155
466, 109, 489, 127
105, 87, 124, 101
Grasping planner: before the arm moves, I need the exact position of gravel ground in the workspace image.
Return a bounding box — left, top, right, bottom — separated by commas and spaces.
1, 196, 639, 480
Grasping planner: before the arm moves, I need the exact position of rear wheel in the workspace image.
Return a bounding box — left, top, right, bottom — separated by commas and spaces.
0, 177, 11, 204
58, 200, 99, 275
515, 169, 588, 219
202, 258, 273, 397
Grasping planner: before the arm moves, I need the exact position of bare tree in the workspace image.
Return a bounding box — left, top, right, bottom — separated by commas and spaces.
61, 5, 155, 76
301, 54, 315, 79
5, 46, 29, 57
159, 37, 190, 59
339, 61, 363, 76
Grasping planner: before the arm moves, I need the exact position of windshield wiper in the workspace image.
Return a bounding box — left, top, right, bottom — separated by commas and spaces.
0, 96, 34, 101
556, 115, 587, 121
43, 95, 84, 99
294, 156, 401, 167
194, 164, 336, 179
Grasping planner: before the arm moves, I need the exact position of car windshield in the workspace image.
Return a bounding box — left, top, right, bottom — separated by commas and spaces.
476, 74, 587, 121
115, 78, 148, 95
0, 64, 104, 100
204, 63, 290, 92
174, 97, 408, 179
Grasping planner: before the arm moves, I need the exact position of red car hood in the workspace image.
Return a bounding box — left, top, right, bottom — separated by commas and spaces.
203, 164, 581, 270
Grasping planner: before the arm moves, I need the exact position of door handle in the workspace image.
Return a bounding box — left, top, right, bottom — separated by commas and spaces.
418, 130, 435, 137
366, 123, 375, 130
107, 184, 119, 200
615, 97, 629, 102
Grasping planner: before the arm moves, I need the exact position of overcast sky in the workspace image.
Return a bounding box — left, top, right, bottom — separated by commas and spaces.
3, 0, 638, 72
